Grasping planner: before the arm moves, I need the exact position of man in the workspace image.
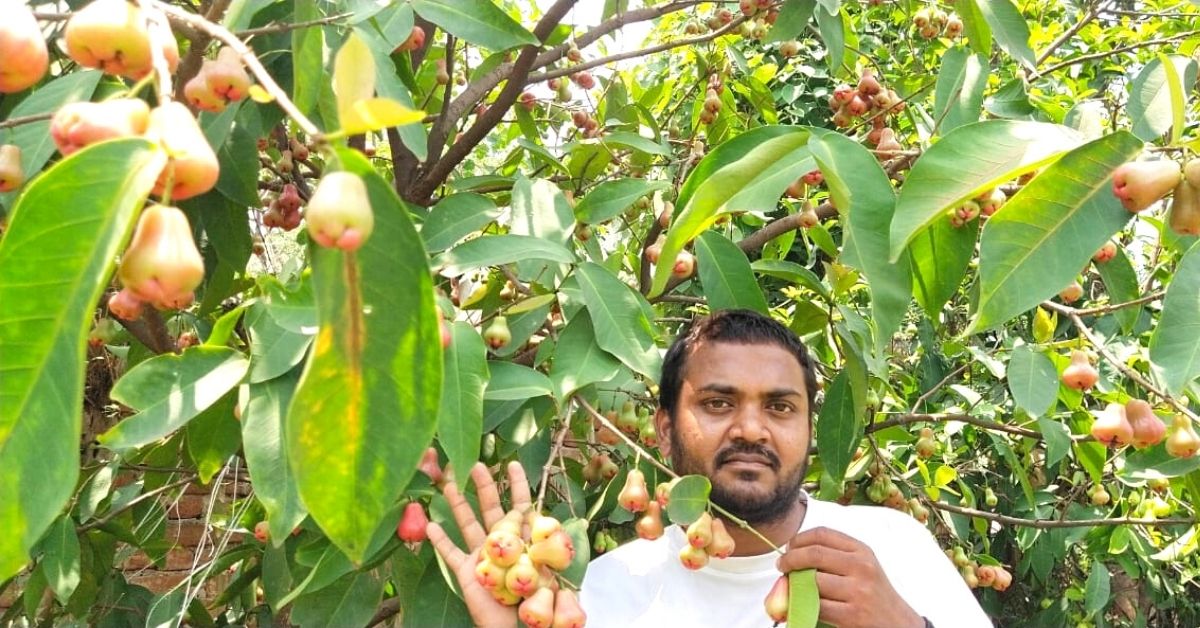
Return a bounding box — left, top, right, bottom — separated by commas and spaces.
428, 309, 992, 627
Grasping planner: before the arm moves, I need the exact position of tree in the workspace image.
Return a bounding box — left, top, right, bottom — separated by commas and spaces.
0, 0, 1198, 625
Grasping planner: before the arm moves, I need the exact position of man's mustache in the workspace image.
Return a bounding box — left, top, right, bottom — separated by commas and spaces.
715, 443, 780, 470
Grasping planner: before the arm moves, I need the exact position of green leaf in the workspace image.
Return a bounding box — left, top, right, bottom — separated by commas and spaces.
286, 148, 441, 562
290, 569, 384, 628
549, 311, 622, 398
1083, 562, 1111, 617
0, 71, 102, 210
1037, 416, 1072, 468
653, 127, 812, 296
957, 0, 992, 56
509, 177, 576, 279
752, 259, 830, 300
767, 0, 816, 42
421, 193, 501, 252
575, 262, 662, 380
909, 216, 977, 319
666, 475, 711, 525
484, 362, 553, 401
810, 132, 911, 349
1150, 241, 1200, 396
975, 0, 1034, 69
0, 137, 163, 582
1158, 54, 1187, 146
411, 0, 538, 50
815, 6, 844, 75
695, 231, 769, 314
292, 0, 324, 121
933, 48, 988, 134
437, 234, 576, 275
970, 132, 1143, 332
602, 131, 672, 157
186, 392, 241, 484
560, 518, 591, 586
439, 322, 488, 482
247, 303, 313, 384
100, 347, 249, 450
1095, 248, 1142, 334
890, 121, 1084, 260
1128, 56, 1198, 143
244, 370, 308, 544
42, 516, 81, 604
788, 569, 820, 628
1007, 345, 1058, 417
575, 179, 671, 224
816, 370, 859, 485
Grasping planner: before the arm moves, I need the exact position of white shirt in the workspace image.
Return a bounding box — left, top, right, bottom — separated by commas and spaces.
580, 495, 993, 628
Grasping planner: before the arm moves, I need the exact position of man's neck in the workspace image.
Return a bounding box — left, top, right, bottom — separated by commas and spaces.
722, 496, 807, 556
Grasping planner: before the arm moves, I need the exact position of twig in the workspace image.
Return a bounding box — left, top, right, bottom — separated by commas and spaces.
910, 363, 970, 414
536, 418, 573, 511
77, 475, 196, 532
1072, 290, 1164, 316
1030, 30, 1200, 81
1035, 1, 1109, 66
867, 413, 1044, 439
154, 2, 321, 138
139, 0, 175, 104
927, 499, 1196, 528
236, 13, 352, 37
0, 112, 52, 130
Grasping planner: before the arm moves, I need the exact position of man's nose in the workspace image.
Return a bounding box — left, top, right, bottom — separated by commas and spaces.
729, 405, 768, 443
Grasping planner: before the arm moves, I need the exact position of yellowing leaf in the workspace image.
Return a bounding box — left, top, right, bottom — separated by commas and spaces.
248, 84, 274, 103
333, 32, 376, 122
341, 98, 425, 135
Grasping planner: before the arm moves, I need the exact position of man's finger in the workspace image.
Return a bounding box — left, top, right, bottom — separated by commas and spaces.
776, 544, 856, 576
812, 571, 855, 603
507, 461, 532, 513
788, 526, 864, 552
427, 521, 467, 571
471, 462, 507, 530
443, 479, 487, 548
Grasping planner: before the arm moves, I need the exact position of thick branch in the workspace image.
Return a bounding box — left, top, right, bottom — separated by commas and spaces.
927, 499, 1196, 529
1035, 1, 1108, 66
170, 0, 232, 102
738, 200, 836, 252
1073, 291, 1164, 316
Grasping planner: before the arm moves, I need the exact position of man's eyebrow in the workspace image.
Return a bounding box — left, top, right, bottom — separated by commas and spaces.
695, 384, 802, 398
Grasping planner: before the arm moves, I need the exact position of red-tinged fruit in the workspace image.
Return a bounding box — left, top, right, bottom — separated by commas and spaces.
802, 169, 824, 185
1058, 280, 1084, 303
417, 447, 444, 484
764, 574, 788, 623
672, 250, 696, 279
492, 584, 521, 606
518, 587, 555, 628
277, 183, 302, 214
184, 71, 226, 113
1166, 415, 1200, 458
618, 469, 650, 513
552, 589, 587, 628
475, 558, 507, 590
679, 543, 709, 570
65, 0, 178, 79
396, 502, 429, 543
1112, 160, 1182, 212
847, 95, 868, 116
655, 479, 677, 508
484, 316, 511, 350
798, 202, 820, 229
686, 511, 714, 548
705, 518, 735, 558
118, 205, 205, 310
50, 98, 151, 156
1091, 402, 1134, 447
504, 554, 540, 598
992, 567, 1012, 592
530, 515, 562, 544
483, 530, 525, 568
528, 530, 574, 571
1168, 179, 1200, 236
205, 47, 251, 102
780, 40, 800, 58
857, 71, 882, 96
146, 102, 220, 201
396, 25, 425, 52
306, 171, 375, 251
0, 145, 23, 192
1061, 349, 1098, 391
254, 521, 269, 543
108, 288, 144, 321
0, 1, 49, 93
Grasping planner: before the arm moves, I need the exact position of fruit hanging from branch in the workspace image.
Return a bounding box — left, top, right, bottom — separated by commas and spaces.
0, 1, 49, 93
50, 99, 151, 157
1165, 415, 1200, 458
1090, 402, 1134, 447
116, 204, 205, 311
305, 171, 375, 251
1061, 349, 1099, 391
1111, 160, 1182, 213
1126, 400, 1167, 450
64, 0, 179, 80
146, 102, 220, 201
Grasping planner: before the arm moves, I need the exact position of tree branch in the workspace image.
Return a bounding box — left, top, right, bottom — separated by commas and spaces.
1030, 29, 1200, 81
1035, 0, 1109, 66
927, 499, 1196, 529
236, 12, 351, 37
868, 413, 1045, 439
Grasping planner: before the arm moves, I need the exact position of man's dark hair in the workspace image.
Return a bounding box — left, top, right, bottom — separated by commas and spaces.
658, 309, 819, 418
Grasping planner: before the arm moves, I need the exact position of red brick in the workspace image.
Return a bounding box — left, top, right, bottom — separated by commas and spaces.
164, 494, 208, 519
122, 546, 220, 571
165, 520, 244, 547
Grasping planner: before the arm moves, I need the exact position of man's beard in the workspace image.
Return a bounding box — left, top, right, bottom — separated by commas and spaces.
668, 430, 806, 526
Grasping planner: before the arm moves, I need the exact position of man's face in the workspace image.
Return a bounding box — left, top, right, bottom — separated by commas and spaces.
656, 341, 811, 525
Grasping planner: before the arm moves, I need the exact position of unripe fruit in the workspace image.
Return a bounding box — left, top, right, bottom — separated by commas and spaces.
254, 521, 269, 543
798, 202, 820, 228
0, 1, 49, 93
1092, 240, 1118, 263
1061, 349, 1098, 391
0, 145, 23, 192
750, 24, 769, 40
961, 565, 979, 588
635, 500, 664, 540
1111, 160, 1182, 212
492, 585, 521, 606
955, 199, 981, 222
672, 250, 696, 279
1058, 280, 1084, 303
566, 45, 582, 62
913, 8, 931, 28
686, 512, 714, 548
655, 478, 677, 508
396, 26, 426, 52
704, 92, 722, 114
475, 558, 507, 590
551, 589, 587, 628
484, 316, 512, 350
1185, 158, 1200, 188
945, 16, 963, 38
50, 98, 151, 156
530, 515, 562, 544
146, 102, 220, 201
484, 530, 525, 568
397, 502, 429, 543
984, 487, 998, 507
763, 574, 788, 623
1091, 402, 1134, 447
618, 469, 650, 513
705, 518, 735, 558
118, 205, 205, 310
919, 24, 941, 39
65, 0, 178, 80
518, 587, 555, 628
504, 554, 540, 598
305, 171, 375, 251
915, 436, 936, 459
639, 420, 657, 447
1126, 399, 1166, 449
528, 530, 574, 571
204, 47, 251, 102
1165, 415, 1200, 458
678, 542, 709, 570
780, 40, 800, 58
1089, 486, 1111, 506
1168, 178, 1200, 236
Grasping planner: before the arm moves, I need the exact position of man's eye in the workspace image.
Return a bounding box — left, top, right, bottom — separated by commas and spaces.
704, 398, 732, 410
768, 402, 794, 413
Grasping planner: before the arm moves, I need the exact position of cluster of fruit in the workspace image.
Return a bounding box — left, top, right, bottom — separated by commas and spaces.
263, 183, 304, 230
570, 109, 601, 138
1113, 158, 1200, 236
678, 511, 736, 569
473, 510, 585, 628
595, 401, 658, 448
645, 237, 696, 279
1090, 399, 1199, 456
947, 187, 1007, 227
736, 0, 780, 40
862, 458, 931, 522
828, 69, 905, 136
947, 547, 1013, 591
184, 47, 253, 113
784, 170, 826, 228
912, 7, 963, 39
700, 72, 726, 126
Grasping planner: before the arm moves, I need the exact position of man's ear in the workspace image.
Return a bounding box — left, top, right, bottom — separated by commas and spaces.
654, 408, 672, 459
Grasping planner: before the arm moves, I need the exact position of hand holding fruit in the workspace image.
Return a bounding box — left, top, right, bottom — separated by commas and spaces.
775, 527, 923, 628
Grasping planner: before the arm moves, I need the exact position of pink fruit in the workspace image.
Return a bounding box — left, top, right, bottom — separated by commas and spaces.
64, 0, 178, 80
474, 558, 507, 590
504, 554, 540, 598
551, 589, 587, 628
417, 447, 444, 484
305, 171, 375, 251
1090, 402, 1133, 447
1092, 240, 1118, 263
483, 530, 525, 568
1165, 415, 1200, 458
204, 47, 251, 102
146, 102, 220, 201
396, 25, 425, 52
1111, 160, 1182, 213
530, 515, 562, 544
0, 1, 49, 93
277, 183, 302, 214
117, 205, 205, 311
107, 288, 144, 321
517, 587, 555, 628
1126, 399, 1166, 449
396, 502, 429, 543
1061, 349, 1098, 391
635, 501, 664, 540
183, 72, 226, 113
764, 574, 788, 623
679, 543, 709, 570
672, 251, 696, 279
686, 512, 714, 548
0, 145, 23, 192
50, 98, 151, 156
528, 530, 574, 571
253, 521, 269, 543
705, 518, 736, 559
